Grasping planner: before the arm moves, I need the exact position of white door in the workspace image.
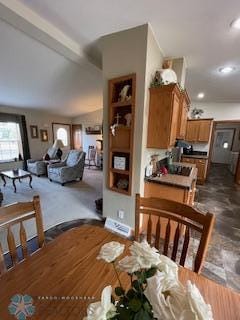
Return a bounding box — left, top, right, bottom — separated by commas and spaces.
211, 129, 234, 164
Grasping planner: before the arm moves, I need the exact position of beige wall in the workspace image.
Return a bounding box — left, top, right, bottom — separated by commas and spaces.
72, 108, 103, 153
0, 105, 72, 160
101, 24, 148, 227
189, 102, 240, 121
140, 25, 165, 195
189, 103, 240, 153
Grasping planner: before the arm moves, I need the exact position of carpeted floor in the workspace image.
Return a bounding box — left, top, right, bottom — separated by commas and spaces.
0, 168, 103, 251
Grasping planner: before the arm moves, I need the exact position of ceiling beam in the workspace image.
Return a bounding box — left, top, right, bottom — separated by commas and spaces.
0, 0, 101, 69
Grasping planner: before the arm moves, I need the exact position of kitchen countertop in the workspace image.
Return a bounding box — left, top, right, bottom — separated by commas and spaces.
145, 162, 198, 189
182, 154, 209, 160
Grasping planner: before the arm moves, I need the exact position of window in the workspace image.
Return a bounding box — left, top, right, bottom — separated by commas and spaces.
0, 122, 23, 161
56, 128, 68, 147
223, 142, 229, 149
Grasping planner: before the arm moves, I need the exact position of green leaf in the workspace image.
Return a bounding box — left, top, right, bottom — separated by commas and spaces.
146, 267, 157, 278
126, 289, 136, 299
129, 298, 142, 312
133, 309, 153, 320
132, 280, 140, 291
143, 301, 152, 313
115, 286, 125, 296
116, 306, 133, 320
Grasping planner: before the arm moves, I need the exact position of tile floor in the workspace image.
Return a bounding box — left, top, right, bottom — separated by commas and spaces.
197, 164, 240, 292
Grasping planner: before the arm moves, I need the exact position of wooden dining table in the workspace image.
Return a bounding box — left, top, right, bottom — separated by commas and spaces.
0, 225, 239, 319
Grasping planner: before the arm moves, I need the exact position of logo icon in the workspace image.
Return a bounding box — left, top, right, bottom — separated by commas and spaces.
8, 294, 35, 320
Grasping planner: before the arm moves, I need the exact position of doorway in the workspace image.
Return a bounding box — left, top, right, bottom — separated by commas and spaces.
212, 129, 234, 164
209, 120, 240, 183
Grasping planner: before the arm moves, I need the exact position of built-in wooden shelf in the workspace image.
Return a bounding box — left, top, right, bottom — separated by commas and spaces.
115, 126, 131, 131
111, 100, 132, 108
109, 186, 130, 195
108, 74, 136, 195
110, 168, 130, 175
110, 148, 130, 153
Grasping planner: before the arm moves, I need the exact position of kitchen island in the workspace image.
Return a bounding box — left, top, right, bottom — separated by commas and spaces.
144, 162, 197, 205
143, 162, 198, 240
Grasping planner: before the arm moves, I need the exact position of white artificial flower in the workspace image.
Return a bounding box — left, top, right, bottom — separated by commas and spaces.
186, 281, 214, 320
118, 255, 141, 274
97, 241, 125, 263
129, 240, 161, 269
84, 286, 117, 320
144, 270, 187, 320
157, 254, 179, 280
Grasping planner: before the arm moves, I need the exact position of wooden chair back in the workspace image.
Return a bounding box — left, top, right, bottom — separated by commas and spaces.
0, 195, 45, 275
135, 194, 215, 273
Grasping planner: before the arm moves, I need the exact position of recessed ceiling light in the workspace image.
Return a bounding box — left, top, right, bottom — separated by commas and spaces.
219, 66, 235, 74
197, 92, 205, 99
230, 17, 240, 29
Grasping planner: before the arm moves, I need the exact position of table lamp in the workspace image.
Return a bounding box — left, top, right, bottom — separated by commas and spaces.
53, 139, 64, 160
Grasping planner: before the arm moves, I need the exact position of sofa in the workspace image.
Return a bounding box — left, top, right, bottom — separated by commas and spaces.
48, 150, 86, 185
27, 147, 58, 176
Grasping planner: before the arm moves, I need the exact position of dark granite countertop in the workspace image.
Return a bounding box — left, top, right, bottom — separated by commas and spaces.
145, 162, 198, 189
182, 154, 209, 160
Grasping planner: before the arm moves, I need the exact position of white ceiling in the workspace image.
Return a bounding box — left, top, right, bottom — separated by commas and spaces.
0, 13, 103, 117
1, 0, 240, 116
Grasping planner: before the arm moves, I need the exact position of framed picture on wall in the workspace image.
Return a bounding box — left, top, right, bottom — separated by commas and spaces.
40, 129, 48, 142
30, 125, 38, 139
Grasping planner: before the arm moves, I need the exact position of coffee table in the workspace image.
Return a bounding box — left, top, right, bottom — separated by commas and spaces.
1, 169, 32, 193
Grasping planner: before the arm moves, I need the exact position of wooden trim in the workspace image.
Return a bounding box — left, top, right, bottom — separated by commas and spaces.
187, 118, 214, 121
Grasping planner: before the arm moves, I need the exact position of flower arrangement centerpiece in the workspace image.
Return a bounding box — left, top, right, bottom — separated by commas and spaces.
84, 240, 213, 320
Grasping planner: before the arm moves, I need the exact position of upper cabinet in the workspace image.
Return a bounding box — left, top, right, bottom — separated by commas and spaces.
176, 90, 190, 140
147, 84, 181, 149
185, 119, 213, 143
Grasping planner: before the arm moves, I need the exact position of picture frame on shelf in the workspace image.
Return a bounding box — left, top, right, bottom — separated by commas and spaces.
113, 156, 126, 170
30, 125, 38, 139
40, 129, 48, 142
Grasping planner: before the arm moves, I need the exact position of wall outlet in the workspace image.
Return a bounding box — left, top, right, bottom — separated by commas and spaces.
117, 209, 125, 220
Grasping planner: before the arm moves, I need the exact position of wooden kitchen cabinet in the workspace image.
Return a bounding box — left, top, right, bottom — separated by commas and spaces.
177, 90, 190, 139
185, 119, 213, 143
182, 157, 208, 184
147, 84, 181, 149
144, 181, 195, 205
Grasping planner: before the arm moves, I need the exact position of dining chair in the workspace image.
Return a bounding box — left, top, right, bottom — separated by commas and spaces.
135, 194, 215, 273
85, 146, 97, 169
0, 195, 45, 275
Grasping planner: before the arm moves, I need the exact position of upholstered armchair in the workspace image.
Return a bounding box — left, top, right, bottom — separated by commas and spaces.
27, 147, 58, 176
48, 150, 86, 185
